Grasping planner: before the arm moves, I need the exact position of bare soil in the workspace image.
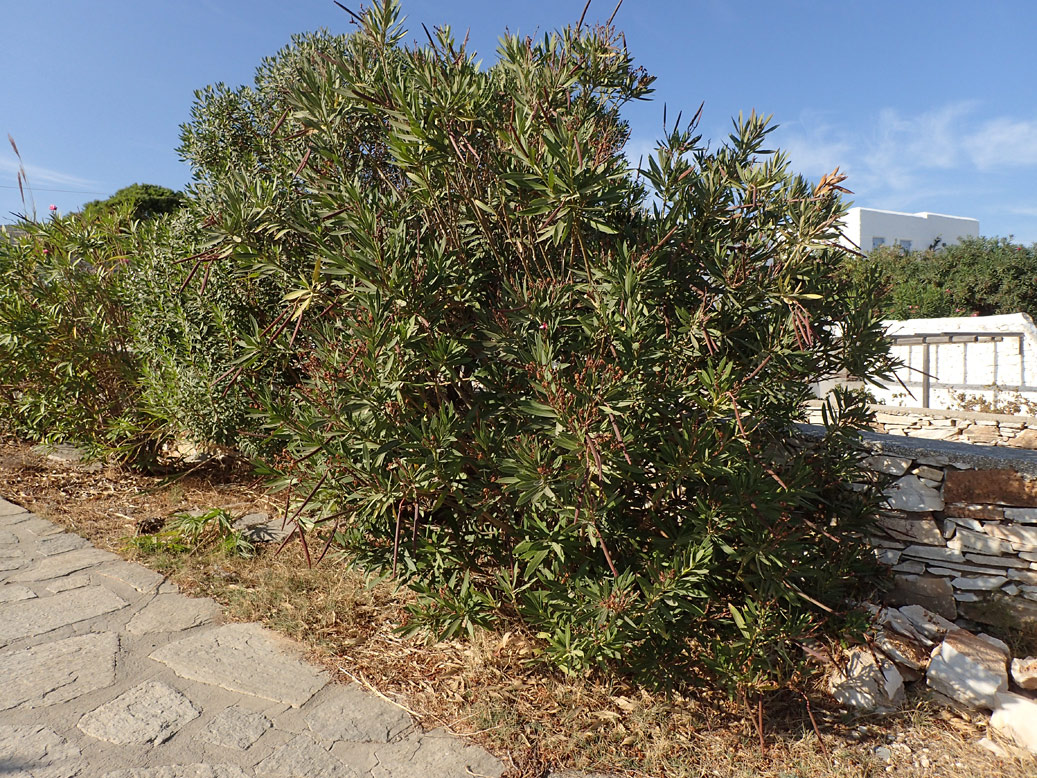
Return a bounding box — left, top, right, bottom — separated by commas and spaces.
2, 438, 1034, 778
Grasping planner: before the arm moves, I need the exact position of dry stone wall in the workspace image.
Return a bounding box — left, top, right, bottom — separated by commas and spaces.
805, 403, 1037, 448
838, 426, 1037, 628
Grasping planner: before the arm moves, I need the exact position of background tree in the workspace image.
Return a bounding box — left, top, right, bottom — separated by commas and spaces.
845, 236, 1037, 320
80, 183, 184, 221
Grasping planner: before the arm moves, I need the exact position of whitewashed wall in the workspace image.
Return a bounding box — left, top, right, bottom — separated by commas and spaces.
853, 314, 1037, 413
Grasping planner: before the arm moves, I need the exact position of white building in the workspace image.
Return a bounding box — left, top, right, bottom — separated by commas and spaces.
840, 207, 979, 253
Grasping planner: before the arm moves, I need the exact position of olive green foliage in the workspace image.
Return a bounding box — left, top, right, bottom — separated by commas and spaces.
0, 210, 146, 453
185, 1, 896, 691
118, 209, 272, 456
80, 183, 185, 221
846, 237, 1037, 320
139, 29, 370, 456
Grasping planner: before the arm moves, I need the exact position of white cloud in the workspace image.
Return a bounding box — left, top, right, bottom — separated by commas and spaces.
966, 118, 1037, 170
778, 125, 853, 179
776, 101, 1037, 211
0, 155, 96, 189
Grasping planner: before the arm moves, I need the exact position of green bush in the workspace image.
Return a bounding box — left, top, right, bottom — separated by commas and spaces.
0, 209, 147, 454
80, 183, 184, 222
846, 237, 1037, 320
184, 1, 896, 692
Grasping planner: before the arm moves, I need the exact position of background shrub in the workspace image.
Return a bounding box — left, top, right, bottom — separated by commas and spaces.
0, 209, 147, 455
845, 236, 1037, 320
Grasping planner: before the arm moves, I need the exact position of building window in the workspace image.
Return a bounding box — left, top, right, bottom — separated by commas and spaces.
872, 237, 886, 249
898, 239, 912, 252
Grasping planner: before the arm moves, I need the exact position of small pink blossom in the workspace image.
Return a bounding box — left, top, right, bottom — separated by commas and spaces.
540, 322, 548, 330
48, 204, 57, 211
42, 248, 49, 255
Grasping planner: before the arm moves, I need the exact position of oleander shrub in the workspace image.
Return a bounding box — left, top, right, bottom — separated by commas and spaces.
180, 1, 898, 692
120, 28, 377, 459
0, 209, 148, 454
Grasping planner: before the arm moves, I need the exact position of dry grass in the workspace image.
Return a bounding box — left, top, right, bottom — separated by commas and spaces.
2, 438, 1035, 778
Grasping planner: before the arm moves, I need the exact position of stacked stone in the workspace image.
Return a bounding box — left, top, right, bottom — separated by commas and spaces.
804, 404, 1037, 448
866, 445, 1037, 628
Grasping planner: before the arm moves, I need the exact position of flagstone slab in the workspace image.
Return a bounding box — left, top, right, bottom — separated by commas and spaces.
306, 685, 413, 743
0, 529, 18, 544
149, 624, 327, 707
0, 585, 127, 643
78, 681, 200, 746
0, 584, 36, 604
255, 733, 359, 778
0, 724, 82, 778
45, 573, 92, 593
201, 705, 271, 750
0, 556, 25, 573
36, 532, 91, 556
20, 516, 66, 536
101, 766, 251, 778
0, 498, 27, 516
9, 547, 118, 582
371, 730, 504, 778
96, 560, 167, 593
0, 632, 118, 711
126, 594, 219, 635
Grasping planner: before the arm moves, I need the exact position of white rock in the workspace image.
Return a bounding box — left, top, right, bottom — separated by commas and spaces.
893, 561, 927, 574
885, 476, 944, 513
863, 455, 913, 476
914, 466, 944, 482
964, 553, 1032, 569
898, 605, 957, 643
944, 516, 985, 532
876, 548, 902, 566
875, 630, 932, 671
976, 633, 1011, 658
948, 529, 1012, 555
976, 736, 1010, 758
986, 524, 1037, 551
1004, 507, 1037, 524
990, 691, 1037, 755
871, 605, 927, 644
926, 630, 1009, 710
829, 647, 905, 712
1011, 657, 1037, 691
930, 562, 1009, 576
951, 575, 1009, 591
901, 545, 966, 564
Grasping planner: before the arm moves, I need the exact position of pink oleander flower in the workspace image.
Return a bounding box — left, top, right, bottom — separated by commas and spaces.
48, 204, 57, 211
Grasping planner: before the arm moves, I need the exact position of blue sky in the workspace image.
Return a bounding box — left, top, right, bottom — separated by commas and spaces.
3, 1, 1036, 241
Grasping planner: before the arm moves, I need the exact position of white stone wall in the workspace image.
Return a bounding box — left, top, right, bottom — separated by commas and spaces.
840, 207, 979, 253
873, 314, 1037, 413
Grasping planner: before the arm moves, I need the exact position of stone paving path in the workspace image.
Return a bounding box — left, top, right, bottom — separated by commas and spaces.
0, 496, 505, 778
